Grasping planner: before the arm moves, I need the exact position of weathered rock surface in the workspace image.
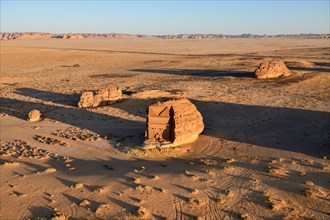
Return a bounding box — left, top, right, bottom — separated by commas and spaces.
255, 60, 291, 79
77, 91, 94, 108
27, 110, 41, 122
92, 85, 122, 107
77, 85, 122, 108
144, 98, 204, 149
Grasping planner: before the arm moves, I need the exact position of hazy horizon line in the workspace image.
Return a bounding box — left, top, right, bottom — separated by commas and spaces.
1, 31, 329, 36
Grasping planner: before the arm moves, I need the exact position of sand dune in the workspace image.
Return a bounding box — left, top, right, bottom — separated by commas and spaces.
1, 38, 329, 219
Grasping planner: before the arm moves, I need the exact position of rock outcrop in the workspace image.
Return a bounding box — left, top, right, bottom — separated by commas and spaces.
27, 110, 42, 122
63, 34, 85, 39
77, 92, 94, 108
144, 98, 204, 149
77, 85, 122, 108
1, 32, 52, 40
1, 32, 325, 41
255, 60, 291, 79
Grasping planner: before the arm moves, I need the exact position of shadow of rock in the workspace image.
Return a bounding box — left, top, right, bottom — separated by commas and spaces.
27, 205, 54, 219
288, 66, 330, 73
102, 97, 330, 157
130, 68, 255, 78
192, 99, 330, 157
0, 96, 145, 148
15, 87, 80, 107
110, 198, 138, 212
2, 88, 329, 157
314, 62, 330, 68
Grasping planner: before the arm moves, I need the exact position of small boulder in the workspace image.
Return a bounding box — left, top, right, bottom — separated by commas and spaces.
27, 110, 41, 122
77, 85, 122, 108
255, 60, 291, 79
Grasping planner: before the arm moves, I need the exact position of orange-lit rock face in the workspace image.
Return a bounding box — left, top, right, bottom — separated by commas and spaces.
145, 98, 204, 148
77, 85, 122, 108
77, 91, 94, 108
255, 60, 291, 79
92, 85, 122, 107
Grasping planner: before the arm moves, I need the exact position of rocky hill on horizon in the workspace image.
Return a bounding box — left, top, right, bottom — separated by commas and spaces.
1, 32, 328, 40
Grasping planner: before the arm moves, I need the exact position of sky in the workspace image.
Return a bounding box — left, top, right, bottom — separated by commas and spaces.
1, 1, 329, 35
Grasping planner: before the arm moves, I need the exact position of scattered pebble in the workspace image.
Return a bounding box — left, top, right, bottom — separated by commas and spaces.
95, 204, 111, 216
34, 135, 69, 147
79, 199, 91, 207
151, 175, 160, 180
223, 166, 235, 172
191, 189, 199, 194
321, 164, 330, 170
70, 183, 84, 189
50, 211, 67, 220
203, 169, 215, 175
93, 187, 105, 194
1, 160, 19, 166
44, 168, 57, 173
52, 127, 100, 142
240, 213, 253, 220
267, 198, 285, 211
304, 180, 314, 186
135, 185, 152, 192
135, 206, 149, 219
226, 158, 235, 163
200, 158, 218, 166
0, 140, 51, 159
226, 190, 235, 198
134, 166, 146, 173
16, 192, 27, 197
268, 166, 289, 175
132, 178, 141, 184
303, 188, 324, 197
187, 197, 206, 207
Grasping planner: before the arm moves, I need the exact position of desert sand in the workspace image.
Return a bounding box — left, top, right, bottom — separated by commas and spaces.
0, 38, 329, 219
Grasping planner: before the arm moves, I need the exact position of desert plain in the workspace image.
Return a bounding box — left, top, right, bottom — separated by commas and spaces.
0, 37, 330, 219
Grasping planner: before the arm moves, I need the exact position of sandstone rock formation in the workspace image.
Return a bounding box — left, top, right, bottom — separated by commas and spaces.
255, 60, 291, 79
0, 32, 52, 40
77, 92, 94, 108
27, 110, 41, 122
16, 33, 52, 40
1, 32, 326, 40
77, 85, 122, 108
63, 34, 85, 39
144, 98, 204, 149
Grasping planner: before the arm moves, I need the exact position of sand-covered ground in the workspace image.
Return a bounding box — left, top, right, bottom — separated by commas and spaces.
1, 38, 329, 219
